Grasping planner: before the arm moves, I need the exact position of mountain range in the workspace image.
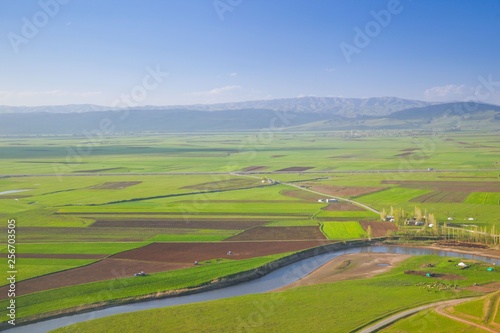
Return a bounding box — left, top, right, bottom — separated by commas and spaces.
0, 97, 498, 135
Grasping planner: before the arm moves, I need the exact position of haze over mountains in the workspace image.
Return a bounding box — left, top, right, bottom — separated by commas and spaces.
0, 97, 499, 135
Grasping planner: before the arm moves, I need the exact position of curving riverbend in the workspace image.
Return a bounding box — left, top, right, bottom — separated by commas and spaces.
5, 246, 500, 333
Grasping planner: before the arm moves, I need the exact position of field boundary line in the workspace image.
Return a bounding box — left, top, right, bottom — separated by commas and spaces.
435, 301, 499, 333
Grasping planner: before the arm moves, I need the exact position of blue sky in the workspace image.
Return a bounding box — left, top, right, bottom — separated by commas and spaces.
1, 0, 500, 106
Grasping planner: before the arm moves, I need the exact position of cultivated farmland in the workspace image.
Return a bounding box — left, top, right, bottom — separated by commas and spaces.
0, 131, 498, 327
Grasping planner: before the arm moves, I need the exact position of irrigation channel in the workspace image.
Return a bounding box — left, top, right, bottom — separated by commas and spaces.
6, 246, 500, 333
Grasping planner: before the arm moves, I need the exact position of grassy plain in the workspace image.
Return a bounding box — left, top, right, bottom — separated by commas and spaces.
0, 131, 498, 325
380, 309, 487, 333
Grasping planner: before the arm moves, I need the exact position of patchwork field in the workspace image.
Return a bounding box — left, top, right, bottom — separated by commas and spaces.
0, 131, 499, 326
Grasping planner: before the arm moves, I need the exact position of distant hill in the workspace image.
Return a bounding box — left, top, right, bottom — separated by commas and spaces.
159, 96, 433, 117
0, 96, 432, 118
0, 109, 330, 135
388, 102, 500, 119
0, 101, 498, 135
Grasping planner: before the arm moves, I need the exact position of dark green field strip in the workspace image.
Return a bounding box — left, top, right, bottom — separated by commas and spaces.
383, 180, 500, 192
0, 242, 149, 255
89, 217, 270, 230
54, 183, 277, 207
224, 226, 326, 241
56, 211, 309, 217
8, 227, 166, 243
410, 191, 470, 203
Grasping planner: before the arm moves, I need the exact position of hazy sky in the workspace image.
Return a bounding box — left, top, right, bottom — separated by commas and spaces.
1, 0, 500, 106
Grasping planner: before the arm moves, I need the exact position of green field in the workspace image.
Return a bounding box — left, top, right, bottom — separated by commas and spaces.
320, 221, 368, 239
380, 309, 487, 333
466, 192, 500, 205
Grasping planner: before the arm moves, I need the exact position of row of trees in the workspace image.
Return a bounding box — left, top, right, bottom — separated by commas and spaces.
382, 206, 500, 246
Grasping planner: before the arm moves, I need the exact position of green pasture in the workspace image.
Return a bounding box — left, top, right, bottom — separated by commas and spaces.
320, 221, 368, 239
48, 255, 495, 333
1, 258, 96, 285
380, 309, 486, 333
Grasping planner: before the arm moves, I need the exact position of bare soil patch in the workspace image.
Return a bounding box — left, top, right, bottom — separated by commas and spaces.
382, 180, 500, 192
224, 227, 326, 241
280, 189, 323, 202
322, 203, 365, 211
276, 253, 410, 291
74, 167, 123, 173
306, 184, 386, 197
182, 178, 258, 190
467, 282, 500, 293
0, 259, 186, 298
276, 166, 314, 172
90, 181, 142, 190
113, 241, 331, 263
404, 270, 465, 280
360, 221, 397, 237
240, 166, 268, 172
90, 218, 270, 230
394, 152, 414, 157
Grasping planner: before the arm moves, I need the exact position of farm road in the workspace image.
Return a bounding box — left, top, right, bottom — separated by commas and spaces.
356, 298, 475, 333
279, 181, 380, 214
231, 172, 380, 214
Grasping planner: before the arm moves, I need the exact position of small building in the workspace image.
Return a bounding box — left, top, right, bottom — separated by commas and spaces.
317, 199, 326, 203
326, 198, 338, 203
